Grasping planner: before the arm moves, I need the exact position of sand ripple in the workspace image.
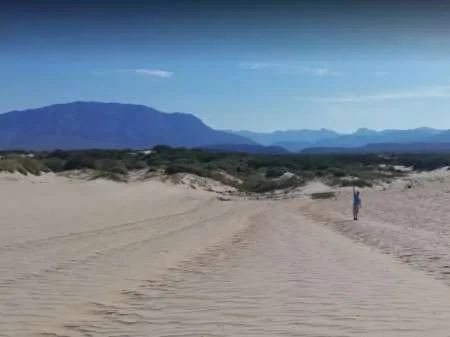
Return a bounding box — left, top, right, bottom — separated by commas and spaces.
50, 201, 450, 337
3, 176, 450, 336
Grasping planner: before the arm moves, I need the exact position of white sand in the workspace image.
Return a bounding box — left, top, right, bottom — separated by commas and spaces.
2, 172, 450, 336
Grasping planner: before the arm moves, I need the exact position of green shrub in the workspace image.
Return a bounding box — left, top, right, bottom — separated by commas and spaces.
99, 159, 127, 174
265, 167, 286, 178
62, 157, 84, 171
240, 175, 303, 193
128, 160, 148, 170
17, 166, 28, 175
22, 158, 43, 175
329, 168, 346, 178
43, 158, 67, 172
90, 171, 127, 182
311, 191, 336, 200
164, 163, 209, 177
0, 159, 19, 173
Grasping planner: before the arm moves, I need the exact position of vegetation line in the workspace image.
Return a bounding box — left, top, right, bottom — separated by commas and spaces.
0, 145, 448, 193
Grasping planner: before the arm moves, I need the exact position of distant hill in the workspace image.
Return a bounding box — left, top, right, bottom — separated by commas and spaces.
313, 128, 445, 148
0, 102, 257, 150
200, 143, 290, 154
301, 142, 450, 154
272, 141, 314, 152
228, 127, 446, 151
424, 130, 450, 143
227, 129, 340, 146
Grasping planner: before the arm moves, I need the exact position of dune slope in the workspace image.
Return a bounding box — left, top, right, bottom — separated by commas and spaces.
2, 173, 450, 336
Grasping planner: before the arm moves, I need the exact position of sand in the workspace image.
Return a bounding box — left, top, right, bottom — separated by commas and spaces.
2, 172, 450, 336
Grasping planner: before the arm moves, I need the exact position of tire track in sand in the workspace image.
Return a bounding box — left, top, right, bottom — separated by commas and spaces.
53, 199, 450, 337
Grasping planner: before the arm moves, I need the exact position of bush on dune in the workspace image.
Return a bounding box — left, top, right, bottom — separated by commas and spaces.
0, 155, 45, 176
311, 191, 336, 200
240, 174, 303, 193
0, 147, 444, 192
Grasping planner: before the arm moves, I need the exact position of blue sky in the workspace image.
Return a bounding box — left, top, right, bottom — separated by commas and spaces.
3, 1, 450, 133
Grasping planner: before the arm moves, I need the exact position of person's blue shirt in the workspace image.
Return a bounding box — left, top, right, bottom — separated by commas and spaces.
353, 192, 361, 206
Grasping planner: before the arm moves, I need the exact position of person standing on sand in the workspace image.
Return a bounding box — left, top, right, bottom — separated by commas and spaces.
353, 186, 362, 220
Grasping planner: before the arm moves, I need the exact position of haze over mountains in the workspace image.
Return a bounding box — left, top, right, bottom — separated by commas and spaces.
0, 101, 450, 153
231, 127, 448, 152
225, 129, 340, 149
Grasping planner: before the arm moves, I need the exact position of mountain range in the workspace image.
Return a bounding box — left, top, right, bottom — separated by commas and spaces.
229, 127, 448, 151
0, 101, 450, 153
0, 102, 257, 150
225, 129, 340, 147
300, 142, 450, 154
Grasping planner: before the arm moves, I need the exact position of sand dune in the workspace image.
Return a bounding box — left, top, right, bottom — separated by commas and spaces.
2, 172, 450, 336
303, 169, 450, 285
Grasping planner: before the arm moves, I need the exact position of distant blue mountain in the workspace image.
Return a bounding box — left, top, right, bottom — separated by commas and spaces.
230, 127, 446, 151
271, 141, 314, 152
313, 128, 445, 148
301, 142, 450, 154
1, 101, 449, 154
0, 102, 257, 150
200, 143, 290, 154
424, 130, 450, 143
228, 129, 340, 146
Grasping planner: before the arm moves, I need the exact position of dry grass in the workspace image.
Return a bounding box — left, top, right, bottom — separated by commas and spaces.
0, 155, 46, 176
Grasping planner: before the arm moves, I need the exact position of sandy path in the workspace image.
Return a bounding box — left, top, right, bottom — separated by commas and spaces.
0, 174, 268, 336
2, 174, 450, 336
54, 199, 450, 337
